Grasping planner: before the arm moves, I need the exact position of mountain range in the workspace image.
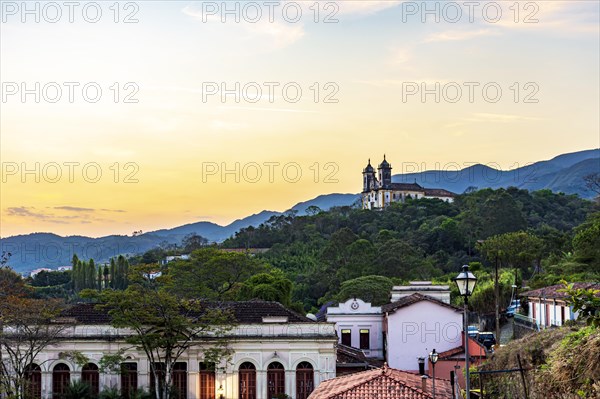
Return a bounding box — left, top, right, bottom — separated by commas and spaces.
1, 149, 598, 273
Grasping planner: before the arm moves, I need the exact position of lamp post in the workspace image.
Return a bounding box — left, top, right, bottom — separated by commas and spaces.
429, 349, 438, 399
454, 264, 477, 399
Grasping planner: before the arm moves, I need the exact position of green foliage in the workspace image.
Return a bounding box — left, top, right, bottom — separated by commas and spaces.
98, 387, 121, 399
96, 264, 234, 399
166, 248, 269, 300
29, 270, 71, 287
222, 189, 595, 310
333, 275, 394, 306
561, 281, 600, 328
237, 269, 293, 306
60, 380, 92, 399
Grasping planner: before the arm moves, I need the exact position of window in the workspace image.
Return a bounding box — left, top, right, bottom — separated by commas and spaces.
267, 362, 285, 398
52, 363, 70, 398
239, 362, 256, 399
359, 329, 370, 350
199, 362, 215, 399
296, 362, 314, 399
341, 329, 351, 346
560, 305, 566, 325
120, 363, 138, 398
82, 363, 100, 397
172, 363, 187, 399
24, 364, 41, 399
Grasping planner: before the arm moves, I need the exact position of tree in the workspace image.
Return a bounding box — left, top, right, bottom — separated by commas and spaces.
0, 268, 68, 398
584, 173, 600, 198
181, 233, 208, 252
167, 248, 268, 299
334, 275, 394, 306
562, 281, 600, 328
96, 265, 233, 399
237, 269, 293, 306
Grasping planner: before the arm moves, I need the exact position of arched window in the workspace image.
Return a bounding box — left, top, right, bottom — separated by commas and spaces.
296, 362, 314, 399
172, 362, 187, 399
24, 364, 41, 399
267, 362, 285, 397
52, 363, 70, 397
82, 363, 100, 397
199, 362, 215, 399
238, 362, 256, 399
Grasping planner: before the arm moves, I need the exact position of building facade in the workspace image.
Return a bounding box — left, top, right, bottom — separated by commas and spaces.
13, 302, 337, 399
521, 283, 600, 328
361, 156, 455, 210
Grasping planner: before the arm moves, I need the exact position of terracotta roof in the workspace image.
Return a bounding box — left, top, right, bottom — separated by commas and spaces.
382, 293, 461, 314
521, 283, 600, 300
60, 300, 313, 325
390, 183, 423, 191
423, 188, 456, 197
308, 365, 453, 399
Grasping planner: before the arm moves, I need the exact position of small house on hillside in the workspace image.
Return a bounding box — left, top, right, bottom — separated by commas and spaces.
521, 283, 600, 328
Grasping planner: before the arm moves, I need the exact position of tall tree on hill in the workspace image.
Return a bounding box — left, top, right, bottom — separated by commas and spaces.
87, 259, 96, 290
109, 258, 116, 289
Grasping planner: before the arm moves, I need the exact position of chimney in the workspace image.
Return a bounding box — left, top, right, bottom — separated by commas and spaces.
418, 357, 425, 375
421, 375, 428, 392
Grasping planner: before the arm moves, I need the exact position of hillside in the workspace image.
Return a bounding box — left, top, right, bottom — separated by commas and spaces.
393, 148, 599, 196
0, 194, 358, 272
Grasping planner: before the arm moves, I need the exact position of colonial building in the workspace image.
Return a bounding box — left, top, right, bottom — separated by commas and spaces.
361, 156, 455, 209
324, 283, 474, 378
521, 283, 600, 328
15, 301, 337, 399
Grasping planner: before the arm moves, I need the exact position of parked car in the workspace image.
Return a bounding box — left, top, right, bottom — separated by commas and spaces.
477, 332, 496, 350
506, 299, 521, 317
467, 325, 479, 338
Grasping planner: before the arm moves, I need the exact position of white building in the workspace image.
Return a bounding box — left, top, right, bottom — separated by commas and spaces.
14, 301, 337, 399
382, 293, 463, 372
361, 156, 455, 210
325, 283, 462, 373
521, 283, 600, 328
325, 298, 384, 360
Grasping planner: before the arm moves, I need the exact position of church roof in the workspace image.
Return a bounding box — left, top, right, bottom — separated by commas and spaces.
389, 183, 423, 191
363, 159, 375, 173
423, 188, 456, 197
378, 155, 391, 169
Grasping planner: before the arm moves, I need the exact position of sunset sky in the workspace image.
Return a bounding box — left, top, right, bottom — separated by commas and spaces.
1, 0, 599, 238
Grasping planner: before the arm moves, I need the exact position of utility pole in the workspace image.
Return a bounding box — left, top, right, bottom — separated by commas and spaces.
495, 255, 500, 349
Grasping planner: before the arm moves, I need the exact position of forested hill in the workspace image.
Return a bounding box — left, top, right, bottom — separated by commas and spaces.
223, 188, 599, 310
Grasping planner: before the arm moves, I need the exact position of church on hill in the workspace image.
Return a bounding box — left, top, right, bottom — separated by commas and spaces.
361, 156, 455, 210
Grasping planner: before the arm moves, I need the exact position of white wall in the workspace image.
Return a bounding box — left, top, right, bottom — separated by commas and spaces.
326, 298, 384, 359
19, 322, 337, 399
529, 299, 573, 327
386, 301, 462, 372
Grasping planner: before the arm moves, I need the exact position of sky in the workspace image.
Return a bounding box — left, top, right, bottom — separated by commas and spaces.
1, 0, 599, 238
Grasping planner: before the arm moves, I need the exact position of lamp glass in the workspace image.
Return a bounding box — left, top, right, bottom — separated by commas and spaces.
454, 264, 477, 296
429, 349, 438, 364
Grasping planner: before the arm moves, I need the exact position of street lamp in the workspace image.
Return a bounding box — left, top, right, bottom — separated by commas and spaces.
429, 349, 438, 399
454, 264, 477, 399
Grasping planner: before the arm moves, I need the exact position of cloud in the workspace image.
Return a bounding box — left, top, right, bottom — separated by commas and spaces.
6, 207, 50, 220
54, 206, 95, 212
337, 1, 403, 16
182, 4, 305, 50
5, 206, 123, 224
423, 29, 500, 43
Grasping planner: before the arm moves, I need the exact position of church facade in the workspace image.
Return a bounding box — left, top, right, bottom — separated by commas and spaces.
362, 156, 455, 210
